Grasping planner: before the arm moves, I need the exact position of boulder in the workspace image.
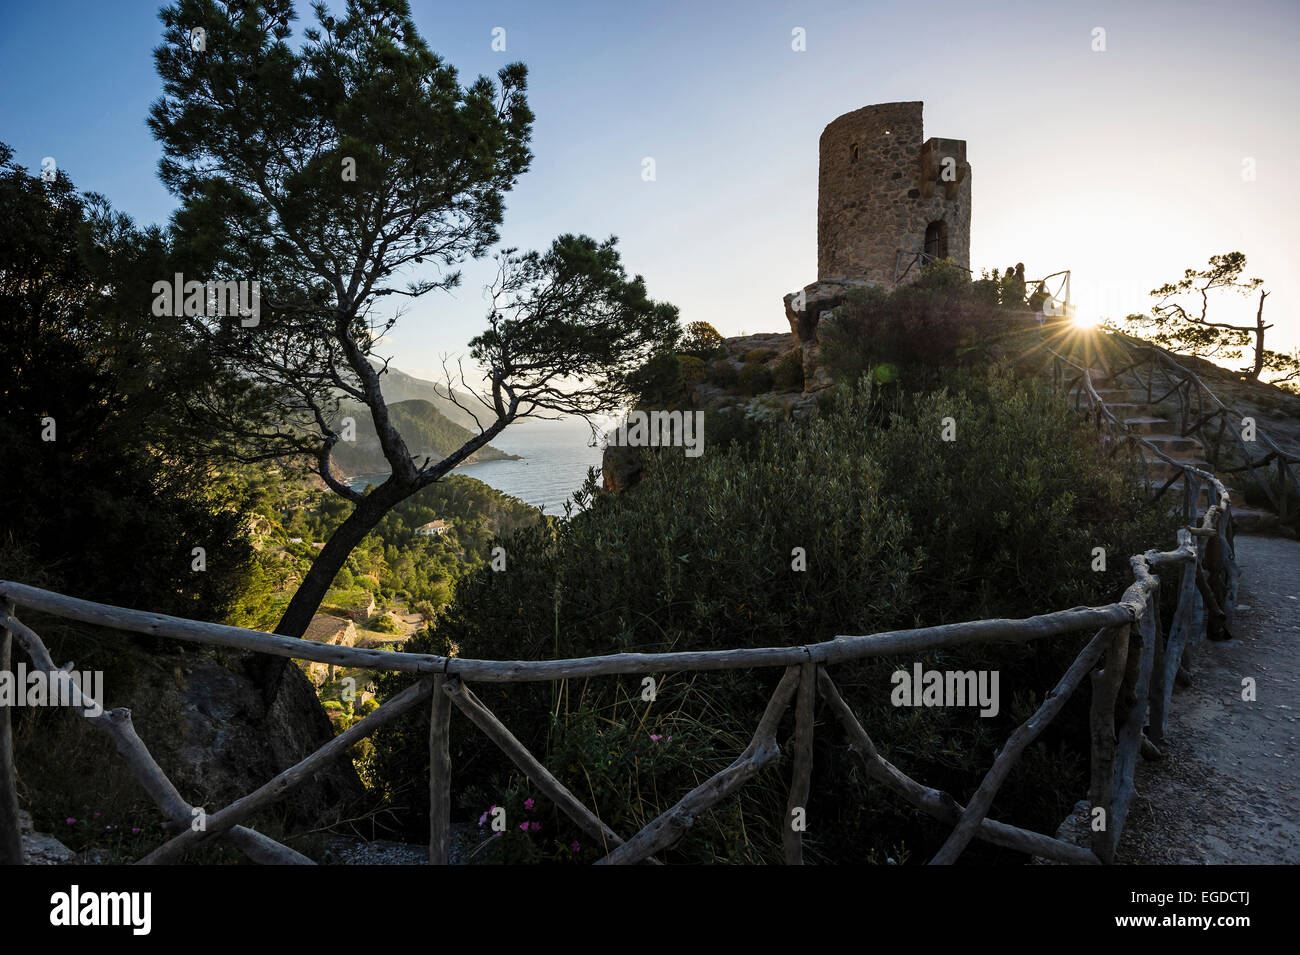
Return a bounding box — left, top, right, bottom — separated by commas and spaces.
782, 278, 877, 347
18, 810, 75, 865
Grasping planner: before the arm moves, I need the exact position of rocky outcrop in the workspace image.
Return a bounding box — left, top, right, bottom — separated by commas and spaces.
783, 278, 875, 394
782, 278, 874, 347
127, 649, 363, 830
19, 810, 75, 865
601, 442, 645, 493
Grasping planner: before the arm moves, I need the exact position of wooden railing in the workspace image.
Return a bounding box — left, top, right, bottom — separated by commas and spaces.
1061, 330, 1298, 518
0, 355, 1240, 866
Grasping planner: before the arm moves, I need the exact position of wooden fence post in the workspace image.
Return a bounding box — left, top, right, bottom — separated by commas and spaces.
1089, 624, 1129, 864
1278, 458, 1289, 521
1110, 604, 1157, 849
781, 662, 816, 865
0, 601, 23, 864
429, 673, 452, 865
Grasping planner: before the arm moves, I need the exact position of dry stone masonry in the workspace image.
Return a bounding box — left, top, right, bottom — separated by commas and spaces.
817, 100, 971, 284
784, 101, 971, 392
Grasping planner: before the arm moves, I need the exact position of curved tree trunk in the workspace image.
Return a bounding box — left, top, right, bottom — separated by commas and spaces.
274, 477, 411, 638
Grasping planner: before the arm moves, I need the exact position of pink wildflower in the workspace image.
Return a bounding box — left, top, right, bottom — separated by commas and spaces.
529, 822, 541, 832
131, 828, 142, 835
570, 841, 581, 853
523, 798, 534, 810
649, 734, 662, 742
65, 818, 76, 825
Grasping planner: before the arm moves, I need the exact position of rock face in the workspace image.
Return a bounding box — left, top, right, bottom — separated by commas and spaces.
122, 649, 363, 830
19, 810, 75, 865
783, 278, 875, 394
601, 442, 645, 493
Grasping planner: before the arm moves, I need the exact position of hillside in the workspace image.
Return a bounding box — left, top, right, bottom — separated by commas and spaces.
370, 363, 491, 432
331, 398, 519, 478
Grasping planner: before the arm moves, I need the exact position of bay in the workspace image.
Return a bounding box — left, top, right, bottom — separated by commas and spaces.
345, 416, 606, 516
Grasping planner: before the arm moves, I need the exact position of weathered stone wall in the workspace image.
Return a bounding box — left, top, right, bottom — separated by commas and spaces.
817, 101, 971, 284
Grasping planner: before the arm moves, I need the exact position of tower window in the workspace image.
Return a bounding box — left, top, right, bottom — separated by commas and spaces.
924, 219, 948, 259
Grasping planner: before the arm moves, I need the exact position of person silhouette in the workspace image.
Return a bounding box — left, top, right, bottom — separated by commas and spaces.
1012, 263, 1026, 304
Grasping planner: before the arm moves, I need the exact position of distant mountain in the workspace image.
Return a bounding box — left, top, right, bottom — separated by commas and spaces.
370, 363, 493, 432
331, 398, 518, 478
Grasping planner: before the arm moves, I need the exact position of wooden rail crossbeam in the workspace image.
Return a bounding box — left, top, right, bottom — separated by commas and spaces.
929, 625, 1112, 864
597, 667, 801, 865
1, 610, 313, 865
441, 678, 654, 863
816, 670, 1100, 865
138, 678, 436, 864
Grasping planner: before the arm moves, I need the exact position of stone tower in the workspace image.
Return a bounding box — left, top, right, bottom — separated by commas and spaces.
817, 101, 970, 285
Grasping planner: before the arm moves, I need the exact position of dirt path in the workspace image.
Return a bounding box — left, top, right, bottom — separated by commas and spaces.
1117, 534, 1300, 864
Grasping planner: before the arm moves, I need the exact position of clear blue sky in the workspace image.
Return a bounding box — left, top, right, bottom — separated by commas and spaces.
3, 0, 1297, 382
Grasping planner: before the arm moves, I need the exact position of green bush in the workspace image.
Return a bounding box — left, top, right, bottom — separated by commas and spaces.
677, 354, 706, 389
680, 321, 727, 360
819, 266, 1025, 388
737, 361, 774, 396
370, 367, 1173, 863
707, 358, 737, 388
744, 348, 775, 363
627, 351, 685, 407
773, 351, 804, 391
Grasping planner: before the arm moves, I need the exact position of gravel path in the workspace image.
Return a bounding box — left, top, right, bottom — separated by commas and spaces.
1117, 534, 1300, 864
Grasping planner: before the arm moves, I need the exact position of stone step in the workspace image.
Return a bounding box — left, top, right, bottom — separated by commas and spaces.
1100, 402, 1145, 416
1093, 387, 1151, 404
1140, 433, 1203, 454
1147, 460, 1216, 484
1122, 415, 1171, 435
1231, 506, 1281, 533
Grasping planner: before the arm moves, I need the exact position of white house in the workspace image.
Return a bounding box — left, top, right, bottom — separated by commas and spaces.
414, 520, 449, 537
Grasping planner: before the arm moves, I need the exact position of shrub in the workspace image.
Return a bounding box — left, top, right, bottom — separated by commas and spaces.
773, 351, 804, 391
819, 269, 1021, 388
627, 351, 685, 407
370, 367, 1173, 864
737, 361, 774, 396
677, 354, 706, 389
680, 321, 726, 360
707, 358, 737, 388
744, 348, 776, 363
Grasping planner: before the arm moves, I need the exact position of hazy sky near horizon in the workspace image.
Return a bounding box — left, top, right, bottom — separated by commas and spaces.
2, 0, 1297, 384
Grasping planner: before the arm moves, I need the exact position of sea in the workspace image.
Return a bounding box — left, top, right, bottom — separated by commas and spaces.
345, 415, 607, 516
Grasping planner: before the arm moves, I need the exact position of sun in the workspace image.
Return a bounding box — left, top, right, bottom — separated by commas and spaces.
1072, 310, 1101, 329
